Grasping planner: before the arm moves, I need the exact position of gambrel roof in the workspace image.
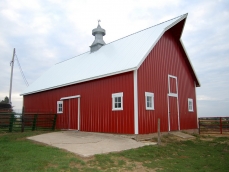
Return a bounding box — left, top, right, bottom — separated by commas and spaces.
21, 13, 200, 96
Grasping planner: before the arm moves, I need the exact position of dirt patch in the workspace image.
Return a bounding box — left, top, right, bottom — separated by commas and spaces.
45, 163, 58, 169
200, 138, 213, 141
120, 160, 157, 172
0, 133, 7, 137
159, 134, 185, 145
16, 137, 27, 141
77, 155, 95, 162
179, 156, 189, 159
200, 134, 229, 137
69, 161, 83, 169
131, 161, 153, 172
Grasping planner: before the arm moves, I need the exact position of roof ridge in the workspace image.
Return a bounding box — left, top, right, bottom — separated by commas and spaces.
105, 13, 187, 46
55, 13, 187, 65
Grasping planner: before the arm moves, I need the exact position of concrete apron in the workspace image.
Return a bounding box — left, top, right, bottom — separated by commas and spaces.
27, 131, 154, 157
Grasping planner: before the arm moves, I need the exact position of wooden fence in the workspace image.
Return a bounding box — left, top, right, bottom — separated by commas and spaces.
0, 112, 57, 132
199, 117, 229, 134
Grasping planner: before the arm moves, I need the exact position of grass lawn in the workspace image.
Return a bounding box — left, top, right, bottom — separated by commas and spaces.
0, 131, 229, 172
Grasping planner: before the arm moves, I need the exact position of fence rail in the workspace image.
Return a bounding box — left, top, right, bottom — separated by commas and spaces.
0, 112, 57, 132
199, 117, 229, 134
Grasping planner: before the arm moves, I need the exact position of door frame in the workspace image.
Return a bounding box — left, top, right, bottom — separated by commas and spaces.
60, 95, 81, 130
167, 75, 180, 131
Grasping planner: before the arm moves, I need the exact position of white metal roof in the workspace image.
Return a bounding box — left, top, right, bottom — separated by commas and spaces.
21, 14, 197, 95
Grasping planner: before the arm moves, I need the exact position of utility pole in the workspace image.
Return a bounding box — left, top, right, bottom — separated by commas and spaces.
9, 48, 15, 105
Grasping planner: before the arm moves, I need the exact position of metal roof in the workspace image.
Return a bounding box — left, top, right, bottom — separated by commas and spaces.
21, 14, 199, 96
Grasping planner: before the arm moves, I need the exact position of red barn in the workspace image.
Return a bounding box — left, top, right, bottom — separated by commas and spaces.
21, 14, 200, 134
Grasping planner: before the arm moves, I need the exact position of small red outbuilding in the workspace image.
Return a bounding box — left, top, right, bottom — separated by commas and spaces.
21, 14, 200, 134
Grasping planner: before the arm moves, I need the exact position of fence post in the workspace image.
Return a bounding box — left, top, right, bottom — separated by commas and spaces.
220, 117, 222, 134
52, 114, 57, 131
158, 118, 161, 145
9, 113, 14, 132
32, 114, 38, 131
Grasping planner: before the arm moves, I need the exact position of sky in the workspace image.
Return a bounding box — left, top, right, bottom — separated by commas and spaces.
0, 0, 228, 117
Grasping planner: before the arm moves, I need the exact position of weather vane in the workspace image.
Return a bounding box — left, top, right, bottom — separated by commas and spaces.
98, 19, 101, 25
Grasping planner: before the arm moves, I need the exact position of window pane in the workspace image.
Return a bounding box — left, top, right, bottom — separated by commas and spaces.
114, 102, 121, 108
149, 102, 152, 108
117, 97, 121, 103
148, 97, 152, 104
149, 97, 152, 102
188, 100, 193, 111
146, 96, 152, 108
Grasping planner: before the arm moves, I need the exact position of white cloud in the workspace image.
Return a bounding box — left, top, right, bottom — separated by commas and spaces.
197, 95, 222, 101
0, 0, 229, 117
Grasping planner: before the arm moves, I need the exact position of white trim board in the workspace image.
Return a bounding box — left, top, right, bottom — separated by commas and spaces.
133, 70, 139, 134
60, 95, 80, 100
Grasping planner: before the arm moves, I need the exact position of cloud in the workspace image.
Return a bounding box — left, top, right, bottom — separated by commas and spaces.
197, 95, 222, 101
0, 0, 228, 117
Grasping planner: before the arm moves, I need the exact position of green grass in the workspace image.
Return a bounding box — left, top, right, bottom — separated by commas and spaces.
0, 131, 229, 172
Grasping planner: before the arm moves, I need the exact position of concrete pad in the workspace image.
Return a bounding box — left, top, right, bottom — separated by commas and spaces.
27, 131, 148, 157
169, 131, 195, 139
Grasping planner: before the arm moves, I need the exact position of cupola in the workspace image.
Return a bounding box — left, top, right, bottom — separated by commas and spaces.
90, 20, 106, 52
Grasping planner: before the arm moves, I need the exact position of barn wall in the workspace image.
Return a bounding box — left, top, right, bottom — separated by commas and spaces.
24, 72, 135, 134
137, 30, 197, 134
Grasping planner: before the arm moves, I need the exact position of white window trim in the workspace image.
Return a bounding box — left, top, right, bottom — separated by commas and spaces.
168, 75, 178, 95
57, 101, 63, 114
145, 92, 154, 110
112, 92, 123, 111
188, 98, 194, 112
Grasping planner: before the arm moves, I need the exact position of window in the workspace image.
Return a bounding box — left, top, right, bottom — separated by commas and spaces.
112, 92, 123, 111
57, 101, 63, 113
145, 92, 154, 110
188, 98, 194, 112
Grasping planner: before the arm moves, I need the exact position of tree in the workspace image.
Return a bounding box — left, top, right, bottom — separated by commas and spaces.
0, 96, 13, 112
0, 96, 9, 104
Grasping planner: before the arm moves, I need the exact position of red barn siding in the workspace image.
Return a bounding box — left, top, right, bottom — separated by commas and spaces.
137, 30, 197, 134
24, 72, 134, 134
